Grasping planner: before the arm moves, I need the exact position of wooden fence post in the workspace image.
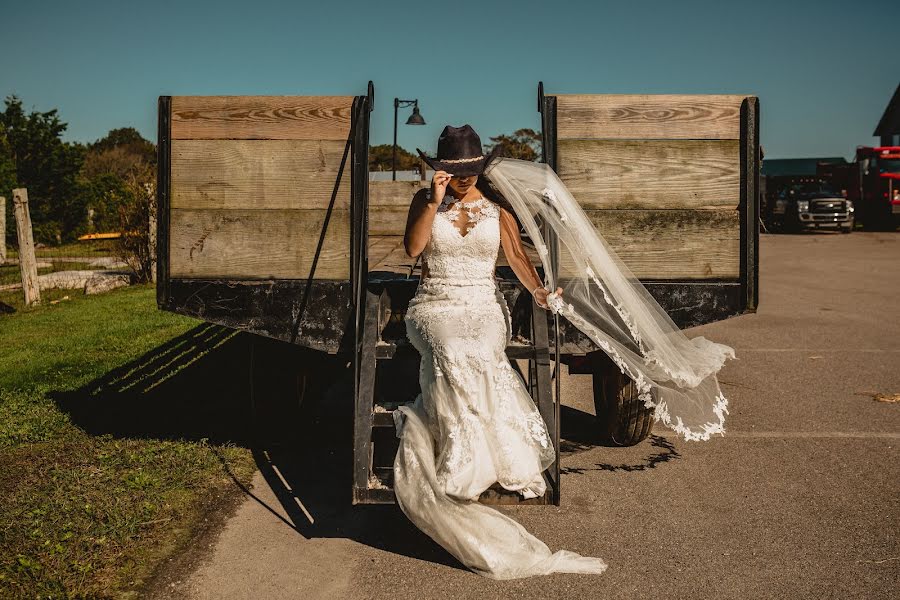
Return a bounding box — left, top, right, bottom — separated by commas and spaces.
12, 188, 40, 306
148, 184, 157, 283
0, 196, 6, 265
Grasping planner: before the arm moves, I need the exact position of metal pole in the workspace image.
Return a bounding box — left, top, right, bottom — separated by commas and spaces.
392, 98, 399, 181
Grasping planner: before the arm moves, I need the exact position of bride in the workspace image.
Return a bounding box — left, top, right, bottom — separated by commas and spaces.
392, 124, 735, 579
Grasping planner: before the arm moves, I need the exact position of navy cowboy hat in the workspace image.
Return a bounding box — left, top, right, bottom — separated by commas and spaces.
416, 124, 502, 177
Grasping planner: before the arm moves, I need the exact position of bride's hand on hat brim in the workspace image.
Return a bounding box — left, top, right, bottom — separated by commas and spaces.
430, 170, 453, 205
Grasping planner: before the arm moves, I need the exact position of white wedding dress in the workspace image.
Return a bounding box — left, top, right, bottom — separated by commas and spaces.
392, 191, 608, 579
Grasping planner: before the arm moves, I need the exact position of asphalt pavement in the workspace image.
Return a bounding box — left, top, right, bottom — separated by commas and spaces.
154, 231, 899, 600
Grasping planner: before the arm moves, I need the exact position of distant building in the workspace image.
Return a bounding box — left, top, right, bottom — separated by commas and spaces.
761, 157, 849, 177
874, 83, 900, 147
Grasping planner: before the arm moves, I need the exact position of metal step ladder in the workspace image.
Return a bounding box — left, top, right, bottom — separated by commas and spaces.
352, 281, 560, 505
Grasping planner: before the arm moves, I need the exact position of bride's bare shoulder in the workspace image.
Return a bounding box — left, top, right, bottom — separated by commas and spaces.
406, 188, 437, 223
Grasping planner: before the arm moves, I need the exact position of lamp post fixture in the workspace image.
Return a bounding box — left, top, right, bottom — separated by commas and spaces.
393, 98, 426, 181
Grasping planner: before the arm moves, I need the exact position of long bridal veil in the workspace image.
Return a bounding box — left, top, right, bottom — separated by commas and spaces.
482, 156, 737, 442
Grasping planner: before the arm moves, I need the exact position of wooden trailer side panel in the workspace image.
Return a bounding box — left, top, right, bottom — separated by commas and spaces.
367, 180, 422, 276
544, 92, 759, 325
170, 95, 355, 140
555, 94, 744, 140
158, 92, 372, 355
167, 95, 355, 281
554, 93, 748, 281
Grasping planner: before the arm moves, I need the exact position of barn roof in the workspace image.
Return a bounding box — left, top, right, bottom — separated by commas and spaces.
874, 83, 900, 136
761, 157, 849, 177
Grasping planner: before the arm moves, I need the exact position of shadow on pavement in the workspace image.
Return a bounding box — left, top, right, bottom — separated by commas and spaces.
560, 435, 681, 474
50, 325, 682, 571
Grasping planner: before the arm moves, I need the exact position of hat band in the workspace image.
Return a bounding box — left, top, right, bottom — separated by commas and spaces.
438, 155, 484, 164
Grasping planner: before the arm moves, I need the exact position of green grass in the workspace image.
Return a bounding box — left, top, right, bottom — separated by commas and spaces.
6, 239, 119, 260
0, 284, 258, 598
0, 261, 97, 287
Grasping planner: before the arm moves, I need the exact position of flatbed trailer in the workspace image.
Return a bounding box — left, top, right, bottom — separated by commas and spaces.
157, 82, 759, 506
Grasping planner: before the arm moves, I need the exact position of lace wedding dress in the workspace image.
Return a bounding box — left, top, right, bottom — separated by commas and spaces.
392, 191, 608, 579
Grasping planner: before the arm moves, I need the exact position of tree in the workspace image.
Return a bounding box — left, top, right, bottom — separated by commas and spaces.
369, 143, 420, 172
114, 160, 156, 283
0, 127, 17, 246
79, 128, 157, 235
0, 95, 86, 244
88, 127, 156, 165
485, 128, 542, 162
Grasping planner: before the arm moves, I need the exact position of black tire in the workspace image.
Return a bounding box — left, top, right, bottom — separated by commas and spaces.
840, 216, 855, 233
590, 352, 654, 446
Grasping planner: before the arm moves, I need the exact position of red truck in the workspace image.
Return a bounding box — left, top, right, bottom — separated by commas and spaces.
820, 146, 900, 230
855, 146, 900, 229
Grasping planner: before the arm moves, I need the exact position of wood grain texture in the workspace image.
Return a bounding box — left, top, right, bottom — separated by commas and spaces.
369, 180, 426, 207
368, 236, 416, 274
366, 182, 424, 274
171, 95, 354, 140
171, 139, 351, 209
365, 207, 735, 278
368, 236, 406, 268
562, 209, 740, 279
367, 206, 408, 237
556, 94, 746, 140
169, 208, 350, 279
167, 194, 736, 279
366, 214, 542, 275
365, 237, 538, 275
557, 139, 740, 209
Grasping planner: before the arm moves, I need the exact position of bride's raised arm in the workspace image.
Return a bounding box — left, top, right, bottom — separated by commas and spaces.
404, 169, 453, 258
497, 206, 561, 310
403, 188, 440, 259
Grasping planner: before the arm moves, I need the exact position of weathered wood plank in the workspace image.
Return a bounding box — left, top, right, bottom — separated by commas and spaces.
171, 139, 352, 210
364, 203, 734, 277
368, 236, 415, 274
366, 238, 541, 278
12, 189, 40, 306
369, 180, 425, 207
369, 241, 531, 274
556, 94, 745, 140
171, 95, 354, 140
169, 208, 350, 279
563, 209, 740, 279
367, 207, 409, 237
557, 139, 740, 209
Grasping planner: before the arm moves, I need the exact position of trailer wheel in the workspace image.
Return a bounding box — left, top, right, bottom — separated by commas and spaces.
590, 352, 654, 446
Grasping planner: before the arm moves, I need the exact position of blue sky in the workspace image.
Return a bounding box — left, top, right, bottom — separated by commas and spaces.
1, 0, 897, 159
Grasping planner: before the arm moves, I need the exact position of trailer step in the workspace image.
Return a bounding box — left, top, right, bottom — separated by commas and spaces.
375, 338, 539, 360
368, 466, 553, 505
353, 287, 561, 506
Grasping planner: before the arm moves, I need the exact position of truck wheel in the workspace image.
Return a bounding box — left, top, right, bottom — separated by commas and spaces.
840, 216, 855, 233
590, 352, 654, 446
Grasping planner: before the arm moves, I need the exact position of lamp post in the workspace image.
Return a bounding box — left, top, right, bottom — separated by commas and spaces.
393, 98, 425, 181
